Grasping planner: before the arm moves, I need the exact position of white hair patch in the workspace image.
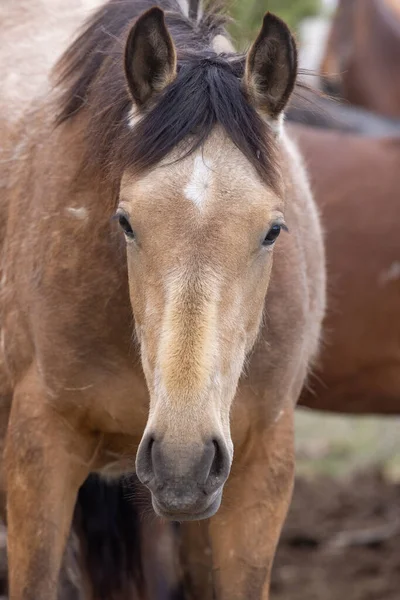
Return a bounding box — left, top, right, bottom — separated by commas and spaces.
184, 154, 213, 209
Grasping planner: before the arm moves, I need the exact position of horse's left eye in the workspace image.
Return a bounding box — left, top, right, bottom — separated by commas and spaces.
262, 224, 282, 246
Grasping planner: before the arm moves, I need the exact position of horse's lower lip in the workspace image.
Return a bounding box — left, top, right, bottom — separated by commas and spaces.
151, 494, 221, 521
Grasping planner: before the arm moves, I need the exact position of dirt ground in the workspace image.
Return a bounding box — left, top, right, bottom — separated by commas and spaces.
271, 469, 400, 600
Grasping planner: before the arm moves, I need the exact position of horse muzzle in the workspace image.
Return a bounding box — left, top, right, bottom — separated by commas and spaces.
136, 434, 231, 520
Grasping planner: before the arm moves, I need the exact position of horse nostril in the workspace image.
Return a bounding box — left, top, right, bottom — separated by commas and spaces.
148, 436, 155, 454
210, 439, 224, 478
136, 434, 155, 486
204, 438, 230, 494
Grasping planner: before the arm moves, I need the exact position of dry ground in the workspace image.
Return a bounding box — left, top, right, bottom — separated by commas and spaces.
271, 410, 400, 600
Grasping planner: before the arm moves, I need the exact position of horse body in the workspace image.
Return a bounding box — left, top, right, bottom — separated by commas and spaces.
0, 0, 105, 422
291, 124, 400, 414
0, 1, 325, 598
292, 0, 400, 415
321, 0, 400, 117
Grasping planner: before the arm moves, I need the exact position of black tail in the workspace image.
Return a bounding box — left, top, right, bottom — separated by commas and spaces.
73, 474, 144, 600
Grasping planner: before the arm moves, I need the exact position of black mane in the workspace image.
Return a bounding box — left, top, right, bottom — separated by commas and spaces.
55, 0, 279, 188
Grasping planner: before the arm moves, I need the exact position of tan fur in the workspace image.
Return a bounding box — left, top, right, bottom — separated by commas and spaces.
0, 4, 325, 599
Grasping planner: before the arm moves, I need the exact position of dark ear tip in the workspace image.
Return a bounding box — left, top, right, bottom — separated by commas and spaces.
126, 6, 167, 46
138, 6, 166, 26
146, 6, 165, 17
262, 11, 292, 36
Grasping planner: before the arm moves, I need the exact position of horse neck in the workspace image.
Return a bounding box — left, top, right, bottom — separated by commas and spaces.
19, 104, 136, 362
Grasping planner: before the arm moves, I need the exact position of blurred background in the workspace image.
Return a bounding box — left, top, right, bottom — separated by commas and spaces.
231, 0, 331, 47
231, 0, 336, 70
231, 0, 323, 45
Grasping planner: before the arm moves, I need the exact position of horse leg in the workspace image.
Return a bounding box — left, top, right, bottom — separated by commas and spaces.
178, 519, 214, 600
208, 407, 294, 599
4, 368, 98, 600
179, 406, 294, 600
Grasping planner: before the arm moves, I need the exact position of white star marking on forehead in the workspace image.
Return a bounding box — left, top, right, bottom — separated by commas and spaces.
184, 154, 213, 210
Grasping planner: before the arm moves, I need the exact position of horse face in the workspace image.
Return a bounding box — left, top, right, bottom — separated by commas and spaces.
119, 135, 285, 519
117, 8, 296, 520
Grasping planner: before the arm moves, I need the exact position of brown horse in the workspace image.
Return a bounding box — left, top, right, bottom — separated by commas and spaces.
321, 0, 400, 118
0, 1, 325, 599
289, 124, 400, 414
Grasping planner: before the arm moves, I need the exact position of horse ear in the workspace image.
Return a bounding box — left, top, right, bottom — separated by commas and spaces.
124, 7, 177, 106
244, 13, 297, 120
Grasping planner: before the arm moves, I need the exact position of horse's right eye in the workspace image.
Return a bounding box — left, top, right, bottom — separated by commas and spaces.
117, 211, 135, 239
262, 224, 282, 246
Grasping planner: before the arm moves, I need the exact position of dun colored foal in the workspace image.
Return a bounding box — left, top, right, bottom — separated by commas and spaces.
0, 1, 325, 598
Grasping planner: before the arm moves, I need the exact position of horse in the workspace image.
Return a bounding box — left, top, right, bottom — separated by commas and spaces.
288, 124, 400, 414
320, 0, 400, 118
0, 1, 326, 599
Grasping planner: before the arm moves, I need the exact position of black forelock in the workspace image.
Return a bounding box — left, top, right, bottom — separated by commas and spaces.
55, 0, 279, 189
